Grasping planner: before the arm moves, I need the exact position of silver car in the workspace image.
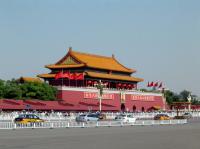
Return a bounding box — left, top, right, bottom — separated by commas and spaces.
76, 113, 99, 122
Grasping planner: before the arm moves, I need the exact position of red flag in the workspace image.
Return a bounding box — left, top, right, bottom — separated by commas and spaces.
63, 71, 70, 79
158, 82, 162, 88
55, 71, 64, 80
69, 73, 76, 80
75, 73, 84, 80
154, 82, 158, 87
150, 82, 154, 87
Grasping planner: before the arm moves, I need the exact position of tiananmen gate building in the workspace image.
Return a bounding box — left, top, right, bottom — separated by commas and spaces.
37, 48, 166, 112
0, 48, 167, 111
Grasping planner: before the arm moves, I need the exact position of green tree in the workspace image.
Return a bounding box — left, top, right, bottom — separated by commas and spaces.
0, 79, 5, 98
0, 78, 57, 100
3, 79, 22, 99
179, 90, 191, 101
164, 90, 180, 104
20, 82, 57, 100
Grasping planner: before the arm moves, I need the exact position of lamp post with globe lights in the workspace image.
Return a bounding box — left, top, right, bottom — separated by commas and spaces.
187, 94, 192, 112
94, 80, 106, 112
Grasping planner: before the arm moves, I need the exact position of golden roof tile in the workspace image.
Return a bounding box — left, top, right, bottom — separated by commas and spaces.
52, 49, 135, 73
38, 72, 143, 82
85, 71, 143, 82
45, 64, 85, 69
18, 77, 43, 83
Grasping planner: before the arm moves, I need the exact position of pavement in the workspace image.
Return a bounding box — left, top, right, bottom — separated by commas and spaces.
0, 120, 200, 149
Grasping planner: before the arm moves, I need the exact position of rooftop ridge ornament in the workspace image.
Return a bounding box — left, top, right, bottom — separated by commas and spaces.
112, 54, 115, 59
68, 47, 72, 52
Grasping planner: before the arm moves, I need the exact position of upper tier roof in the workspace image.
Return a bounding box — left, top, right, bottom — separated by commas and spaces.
46, 48, 135, 73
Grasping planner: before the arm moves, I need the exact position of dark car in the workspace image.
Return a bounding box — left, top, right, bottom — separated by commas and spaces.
182, 113, 192, 119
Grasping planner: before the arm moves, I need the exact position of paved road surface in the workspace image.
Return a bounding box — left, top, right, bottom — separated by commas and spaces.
0, 123, 200, 149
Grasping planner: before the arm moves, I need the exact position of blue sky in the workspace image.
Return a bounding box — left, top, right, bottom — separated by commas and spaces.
0, 0, 200, 96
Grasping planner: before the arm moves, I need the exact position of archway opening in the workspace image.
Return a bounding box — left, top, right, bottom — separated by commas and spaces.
121, 103, 125, 112
132, 105, 136, 112
141, 107, 145, 112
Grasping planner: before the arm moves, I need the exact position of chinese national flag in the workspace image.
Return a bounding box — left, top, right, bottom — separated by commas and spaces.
63, 71, 70, 79
69, 73, 76, 80
150, 82, 154, 87
154, 82, 158, 87
75, 73, 84, 80
55, 71, 64, 80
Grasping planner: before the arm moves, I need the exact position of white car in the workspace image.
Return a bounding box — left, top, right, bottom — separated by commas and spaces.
115, 114, 136, 123
75, 113, 99, 122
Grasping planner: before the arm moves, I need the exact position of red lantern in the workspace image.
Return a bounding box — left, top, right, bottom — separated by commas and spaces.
128, 84, 131, 89
104, 82, 108, 86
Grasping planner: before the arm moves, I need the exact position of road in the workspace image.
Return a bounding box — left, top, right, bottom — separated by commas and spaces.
0, 121, 200, 149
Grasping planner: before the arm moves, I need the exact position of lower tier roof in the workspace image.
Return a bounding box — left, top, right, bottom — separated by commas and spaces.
38, 71, 143, 82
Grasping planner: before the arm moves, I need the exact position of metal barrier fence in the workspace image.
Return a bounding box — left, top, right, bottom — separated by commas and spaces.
0, 119, 187, 130
1, 111, 200, 121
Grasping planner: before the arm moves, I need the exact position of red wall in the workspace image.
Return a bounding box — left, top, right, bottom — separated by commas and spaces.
60, 90, 165, 112
0, 89, 165, 111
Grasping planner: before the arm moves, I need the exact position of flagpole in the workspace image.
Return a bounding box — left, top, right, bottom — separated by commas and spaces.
83, 73, 85, 87
76, 73, 77, 87
62, 69, 63, 86
69, 70, 71, 87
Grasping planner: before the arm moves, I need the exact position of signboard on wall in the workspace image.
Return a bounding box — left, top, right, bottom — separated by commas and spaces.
84, 92, 114, 100
131, 95, 155, 101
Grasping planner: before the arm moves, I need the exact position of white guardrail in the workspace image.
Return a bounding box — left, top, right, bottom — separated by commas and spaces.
1, 111, 200, 121
0, 119, 187, 130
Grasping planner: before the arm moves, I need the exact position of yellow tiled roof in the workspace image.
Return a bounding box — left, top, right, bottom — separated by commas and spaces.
37, 74, 55, 78
18, 77, 43, 83
45, 64, 85, 69
38, 72, 143, 82
53, 49, 135, 73
85, 71, 143, 82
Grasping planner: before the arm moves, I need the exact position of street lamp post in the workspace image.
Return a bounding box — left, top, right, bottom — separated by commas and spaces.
187, 94, 192, 112
94, 80, 105, 112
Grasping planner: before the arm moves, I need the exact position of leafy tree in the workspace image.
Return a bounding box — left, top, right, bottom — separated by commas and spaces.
20, 82, 57, 100
0, 79, 5, 98
0, 78, 57, 100
179, 90, 191, 101
3, 79, 22, 99
164, 90, 174, 104
164, 90, 181, 104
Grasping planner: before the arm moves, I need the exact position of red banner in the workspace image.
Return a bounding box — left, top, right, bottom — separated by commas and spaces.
131, 95, 155, 101
84, 92, 114, 100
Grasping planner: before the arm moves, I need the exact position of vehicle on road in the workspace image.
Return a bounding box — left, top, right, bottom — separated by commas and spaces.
14, 114, 45, 124
95, 112, 106, 120
115, 114, 136, 123
75, 113, 99, 122
154, 114, 170, 120
182, 112, 192, 119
